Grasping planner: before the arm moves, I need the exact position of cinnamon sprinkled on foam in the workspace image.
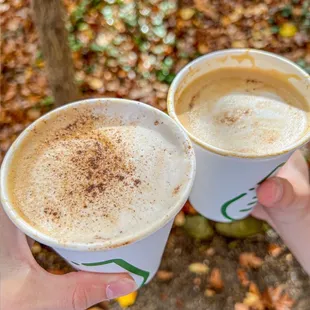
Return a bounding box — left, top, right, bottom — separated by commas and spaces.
7, 102, 194, 245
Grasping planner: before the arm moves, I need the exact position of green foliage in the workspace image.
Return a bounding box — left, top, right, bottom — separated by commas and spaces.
215, 217, 264, 238
39, 96, 54, 107
68, 34, 83, 51
281, 5, 292, 18
183, 215, 215, 240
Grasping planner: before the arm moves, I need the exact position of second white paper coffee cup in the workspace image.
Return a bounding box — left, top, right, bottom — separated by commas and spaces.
168, 49, 310, 222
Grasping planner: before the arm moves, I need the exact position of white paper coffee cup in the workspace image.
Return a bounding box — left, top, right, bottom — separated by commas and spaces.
168, 49, 310, 222
0, 98, 196, 287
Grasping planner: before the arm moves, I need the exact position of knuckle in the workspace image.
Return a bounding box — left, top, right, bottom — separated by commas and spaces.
71, 285, 89, 310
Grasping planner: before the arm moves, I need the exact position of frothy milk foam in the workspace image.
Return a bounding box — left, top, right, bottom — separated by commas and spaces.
176, 67, 309, 157
7, 101, 193, 245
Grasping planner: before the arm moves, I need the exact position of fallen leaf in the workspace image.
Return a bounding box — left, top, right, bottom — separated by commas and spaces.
3, 84, 17, 102
249, 282, 261, 297
182, 200, 198, 215
263, 286, 295, 310
174, 211, 185, 227
268, 244, 284, 257
184, 215, 214, 240
194, 0, 219, 21
243, 292, 264, 310
279, 23, 297, 38
241, 282, 264, 310
234, 303, 249, 310
26, 109, 41, 121
239, 252, 263, 269
205, 247, 215, 257
208, 268, 224, 291
116, 291, 138, 309
189, 262, 209, 274
205, 289, 216, 297
31, 242, 42, 254
237, 268, 250, 287
285, 254, 293, 262
87, 77, 104, 90
156, 270, 174, 281
179, 8, 195, 21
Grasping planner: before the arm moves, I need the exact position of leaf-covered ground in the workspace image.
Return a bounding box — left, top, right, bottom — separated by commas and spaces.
1, 0, 310, 309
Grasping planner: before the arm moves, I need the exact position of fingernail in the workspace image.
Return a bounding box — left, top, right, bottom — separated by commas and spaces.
271, 178, 283, 203
106, 278, 137, 299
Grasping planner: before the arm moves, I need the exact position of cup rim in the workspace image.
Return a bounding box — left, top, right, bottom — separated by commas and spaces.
167, 48, 310, 159
0, 98, 196, 251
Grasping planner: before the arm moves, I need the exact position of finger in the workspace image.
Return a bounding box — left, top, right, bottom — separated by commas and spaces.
27, 236, 35, 248
0, 206, 37, 265
48, 271, 137, 310
251, 203, 270, 221
256, 177, 295, 209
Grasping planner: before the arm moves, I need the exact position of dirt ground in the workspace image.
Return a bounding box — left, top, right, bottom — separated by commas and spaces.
106, 229, 310, 310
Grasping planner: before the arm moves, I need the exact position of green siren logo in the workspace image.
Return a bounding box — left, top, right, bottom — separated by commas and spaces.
221, 162, 285, 221
71, 259, 150, 286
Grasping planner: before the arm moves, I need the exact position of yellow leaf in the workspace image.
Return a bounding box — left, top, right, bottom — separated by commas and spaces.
188, 262, 209, 274
279, 23, 297, 38
116, 291, 138, 308
179, 8, 195, 20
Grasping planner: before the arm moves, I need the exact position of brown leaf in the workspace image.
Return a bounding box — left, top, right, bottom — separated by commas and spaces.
242, 282, 264, 310
189, 263, 209, 274
249, 282, 261, 298
87, 77, 104, 90
156, 270, 174, 281
262, 289, 273, 309
234, 303, 249, 310
193, 0, 219, 21
243, 292, 264, 310
237, 268, 250, 287
205, 289, 216, 297
267, 286, 295, 310
239, 252, 263, 269
174, 211, 186, 227
205, 247, 215, 257
3, 84, 17, 102
7, 17, 21, 31
182, 200, 198, 215
268, 244, 283, 257
208, 268, 224, 291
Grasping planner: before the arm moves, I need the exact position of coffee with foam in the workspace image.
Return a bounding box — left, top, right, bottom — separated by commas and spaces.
176, 67, 309, 157
6, 101, 194, 245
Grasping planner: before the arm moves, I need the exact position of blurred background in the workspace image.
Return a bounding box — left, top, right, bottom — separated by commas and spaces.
1, 0, 310, 309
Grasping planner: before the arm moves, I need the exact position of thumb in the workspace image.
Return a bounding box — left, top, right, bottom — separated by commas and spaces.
256, 176, 309, 224
256, 177, 295, 209
49, 271, 137, 310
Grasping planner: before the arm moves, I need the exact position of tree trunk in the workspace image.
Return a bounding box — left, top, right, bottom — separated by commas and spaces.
31, 0, 80, 107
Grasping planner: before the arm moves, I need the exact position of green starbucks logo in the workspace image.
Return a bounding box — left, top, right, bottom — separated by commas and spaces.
221, 162, 285, 221
71, 259, 150, 286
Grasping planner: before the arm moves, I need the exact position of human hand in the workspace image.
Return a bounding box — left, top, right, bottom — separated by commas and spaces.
0, 206, 136, 310
252, 150, 310, 274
